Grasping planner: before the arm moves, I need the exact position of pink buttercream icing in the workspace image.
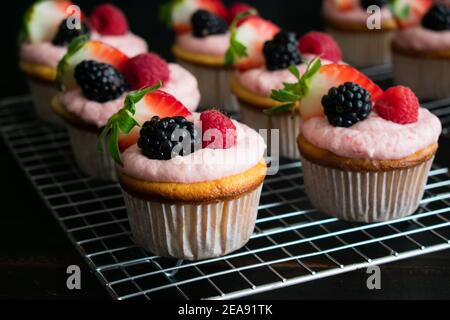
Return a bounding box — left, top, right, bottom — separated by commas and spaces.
92, 32, 148, 57
120, 115, 266, 183
393, 27, 450, 52
176, 32, 230, 56
301, 109, 442, 160
59, 63, 200, 127
323, 0, 393, 25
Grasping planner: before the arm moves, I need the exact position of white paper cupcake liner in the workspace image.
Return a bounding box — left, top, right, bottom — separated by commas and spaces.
67, 125, 117, 181
238, 99, 300, 159
300, 156, 434, 223
27, 78, 63, 125
123, 185, 263, 261
392, 51, 450, 99
177, 60, 237, 112
326, 27, 393, 67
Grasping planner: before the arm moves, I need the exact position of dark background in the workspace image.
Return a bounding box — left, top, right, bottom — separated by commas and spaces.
1, 0, 450, 300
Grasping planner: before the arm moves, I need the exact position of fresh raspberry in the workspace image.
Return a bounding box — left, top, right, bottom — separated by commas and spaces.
229, 2, 257, 23
122, 53, 170, 90
201, 110, 237, 149
90, 4, 129, 36
374, 86, 419, 124
298, 31, 342, 63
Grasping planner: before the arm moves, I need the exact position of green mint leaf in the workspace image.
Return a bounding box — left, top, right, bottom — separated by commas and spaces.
264, 103, 295, 115
271, 89, 300, 103
288, 65, 301, 80
108, 125, 122, 166
56, 35, 88, 89
224, 9, 257, 65
117, 109, 140, 134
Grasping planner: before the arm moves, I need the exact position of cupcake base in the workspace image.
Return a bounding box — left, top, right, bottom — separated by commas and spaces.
28, 78, 63, 125
123, 185, 263, 261
392, 50, 450, 99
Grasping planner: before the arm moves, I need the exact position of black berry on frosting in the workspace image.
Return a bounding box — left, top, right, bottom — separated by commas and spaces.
263, 31, 302, 71
52, 18, 90, 46
138, 116, 199, 160
321, 82, 372, 128
360, 0, 387, 10
74, 60, 128, 103
422, 4, 450, 31
191, 10, 228, 38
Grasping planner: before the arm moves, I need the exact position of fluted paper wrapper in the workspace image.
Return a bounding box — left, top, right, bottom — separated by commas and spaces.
123, 185, 263, 261
28, 78, 63, 125
326, 27, 393, 67
301, 156, 433, 223
238, 99, 300, 159
67, 125, 117, 181
177, 60, 237, 112
393, 51, 450, 99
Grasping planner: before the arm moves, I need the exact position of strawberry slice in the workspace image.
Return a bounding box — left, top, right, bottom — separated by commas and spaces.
334, 0, 358, 11
118, 90, 192, 152
228, 16, 280, 70
57, 37, 129, 90
301, 64, 384, 120
228, 2, 258, 23
391, 0, 433, 28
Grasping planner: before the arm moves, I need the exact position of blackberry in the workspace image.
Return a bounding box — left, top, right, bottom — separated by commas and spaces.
360, 0, 387, 10
263, 31, 302, 71
422, 4, 450, 31
74, 60, 128, 103
321, 82, 372, 128
52, 18, 90, 46
191, 10, 228, 38
137, 116, 200, 160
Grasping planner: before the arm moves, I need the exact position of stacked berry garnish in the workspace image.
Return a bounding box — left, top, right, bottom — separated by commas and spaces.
322, 82, 372, 128
52, 18, 90, 46
360, 0, 387, 10
191, 9, 229, 37
263, 31, 302, 71
138, 116, 199, 160
422, 4, 450, 31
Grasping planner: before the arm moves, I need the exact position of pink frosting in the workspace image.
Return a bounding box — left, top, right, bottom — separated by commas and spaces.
59, 63, 200, 127
236, 55, 334, 97
393, 27, 450, 52
176, 32, 230, 56
120, 115, 266, 183
323, 0, 393, 25
91, 32, 148, 57
19, 42, 67, 68
301, 109, 442, 160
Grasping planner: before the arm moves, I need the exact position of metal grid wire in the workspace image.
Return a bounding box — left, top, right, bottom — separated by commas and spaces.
1, 90, 450, 300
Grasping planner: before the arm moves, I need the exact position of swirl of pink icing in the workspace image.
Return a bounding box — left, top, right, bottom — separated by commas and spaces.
120, 115, 267, 184
301, 109, 442, 160
392, 27, 450, 52
322, 0, 393, 25
176, 32, 231, 56
59, 63, 200, 127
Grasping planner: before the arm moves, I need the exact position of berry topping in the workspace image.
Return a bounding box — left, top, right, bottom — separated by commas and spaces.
90, 3, 129, 36
52, 18, 90, 46
138, 116, 199, 160
422, 4, 450, 31
334, 0, 358, 11
200, 110, 237, 149
391, 0, 433, 28
228, 2, 257, 22
360, 0, 387, 10
122, 53, 170, 90
374, 86, 419, 125
298, 31, 342, 63
191, 9, 228, 37
74, 60, 128, 102
263, 31, 302, 71
225, 15, 280, 70
322, 82, 372, 127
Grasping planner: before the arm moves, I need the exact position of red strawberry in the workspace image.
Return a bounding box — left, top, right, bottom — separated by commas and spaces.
122, 53, 170, 90
299, 31, 342, 63
391, 0, 433, 28
334, 0, 357, 11
200, 110, 237, 149
232, 16, 280, 70
301, 63, 383, 120
374, 86, 419, 124
90, 3, 129, 35
118, 90, 192, 152
228, 2, 257, 23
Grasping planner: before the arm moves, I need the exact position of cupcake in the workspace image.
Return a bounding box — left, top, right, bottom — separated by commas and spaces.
52, 38, 200, 181
100, 88, 267, 260
230, 30, 341, 159
392, 3, 450, 99
270, 60, 442, 222
163, 0, 241, 110
18, 1, 148, 124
